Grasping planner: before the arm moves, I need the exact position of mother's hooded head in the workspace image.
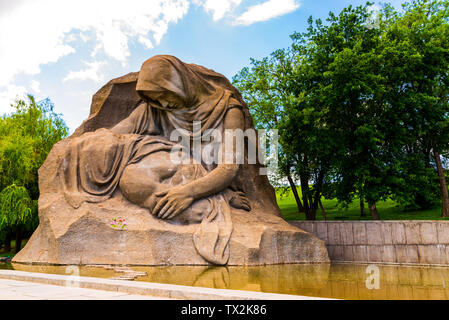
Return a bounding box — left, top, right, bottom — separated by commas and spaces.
136, 55, 212, 110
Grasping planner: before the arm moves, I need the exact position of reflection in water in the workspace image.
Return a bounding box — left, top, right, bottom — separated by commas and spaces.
127, 264, 331, 295
11, 263, 118, 278
8, 262, 449, 300
193, 267, 231, 289
0, 263, 13, 270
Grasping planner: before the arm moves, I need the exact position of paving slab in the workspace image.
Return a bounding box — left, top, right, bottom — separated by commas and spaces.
0, 278, 166, 300
0, 270, 333, 300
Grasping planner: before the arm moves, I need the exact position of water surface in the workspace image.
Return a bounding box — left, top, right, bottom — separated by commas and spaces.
6, 262, 449, 300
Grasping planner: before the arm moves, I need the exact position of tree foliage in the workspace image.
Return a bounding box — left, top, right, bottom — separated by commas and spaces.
0, 95, 68, 241
233, 0, 449, 220
0, 184, 36, 230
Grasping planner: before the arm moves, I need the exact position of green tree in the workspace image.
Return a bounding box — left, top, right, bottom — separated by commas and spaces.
379, 0, 449, 216
234, 0, 449, 220
234, 3, 385, 220
0, 184, 36, 253
289, 2, 392, 220
233, 49, 307, 215
0, 95, 68, 252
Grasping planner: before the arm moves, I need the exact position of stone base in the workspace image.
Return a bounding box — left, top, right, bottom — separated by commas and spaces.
14, 192, 329, 266
292, 221, 449, 265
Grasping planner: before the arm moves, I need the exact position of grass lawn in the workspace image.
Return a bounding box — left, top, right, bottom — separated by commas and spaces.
277, 187, 449, 221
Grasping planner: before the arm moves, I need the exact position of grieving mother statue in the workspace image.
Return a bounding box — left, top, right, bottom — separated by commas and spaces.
13, 55, 330, 267
61, 55, 251, 265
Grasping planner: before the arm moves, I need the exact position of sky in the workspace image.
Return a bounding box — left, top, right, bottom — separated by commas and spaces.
0, 0, 409, 132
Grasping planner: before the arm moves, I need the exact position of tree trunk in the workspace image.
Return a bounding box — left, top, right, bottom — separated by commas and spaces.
368, 202, 380, 220
287, 174, 304, 213
4, 233, 12, 253
14, 228, 23, 254
433, 150, 449, 218
360, 198, 366, 217
319, 199, 327, 221
300, 176, 316, 220
311, 169, 326, 222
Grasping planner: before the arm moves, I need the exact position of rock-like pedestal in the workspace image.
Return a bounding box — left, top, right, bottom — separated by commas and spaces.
14, 191, 329, 265
14, 58, 329, 266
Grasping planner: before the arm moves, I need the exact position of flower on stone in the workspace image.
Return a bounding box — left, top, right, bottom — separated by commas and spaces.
110, 217, 126, 229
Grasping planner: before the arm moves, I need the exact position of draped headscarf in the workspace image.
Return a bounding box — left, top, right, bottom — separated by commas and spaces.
136, 55, 244, 140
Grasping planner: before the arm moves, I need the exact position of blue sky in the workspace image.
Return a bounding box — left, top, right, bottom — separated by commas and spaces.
0, 0, 408, 132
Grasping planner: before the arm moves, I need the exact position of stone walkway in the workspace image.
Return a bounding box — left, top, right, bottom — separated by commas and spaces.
0, 278, 168, 300
0, 269, 332, 300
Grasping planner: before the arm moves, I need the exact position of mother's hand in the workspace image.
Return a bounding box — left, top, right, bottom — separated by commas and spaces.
152, 186, 194, 220
229, 191, 251, 211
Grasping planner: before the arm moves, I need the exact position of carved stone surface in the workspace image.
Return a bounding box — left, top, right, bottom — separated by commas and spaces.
291, 221, 449, 265
14, 55, 329, 266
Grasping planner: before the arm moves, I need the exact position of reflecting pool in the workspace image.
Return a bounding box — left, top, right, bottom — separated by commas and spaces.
4, 262, 449, 300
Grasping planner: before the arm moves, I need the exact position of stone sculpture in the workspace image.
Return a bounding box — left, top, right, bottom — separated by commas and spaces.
13, 55, 329, 266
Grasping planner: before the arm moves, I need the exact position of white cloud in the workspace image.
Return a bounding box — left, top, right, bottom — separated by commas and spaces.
79, 32, 90, 43
234, 0, 300, 25
0, 85, 27, 115
0, 0, 303, 121
0, 0, 190, 87
138, 35, 154, 49
196, 0, 242, 21
30, 80, 40, 94
63, 61, 107, 83
369, 3, 382, 12
0, 0, 300, 92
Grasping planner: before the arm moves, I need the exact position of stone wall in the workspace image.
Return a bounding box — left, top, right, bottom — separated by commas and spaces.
290, 221, 449, 265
